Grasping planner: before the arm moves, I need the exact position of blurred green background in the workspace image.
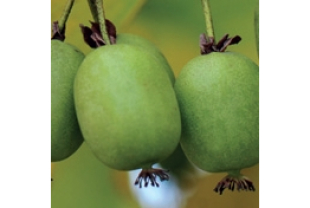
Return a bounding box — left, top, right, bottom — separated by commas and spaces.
51, 0, 259, 207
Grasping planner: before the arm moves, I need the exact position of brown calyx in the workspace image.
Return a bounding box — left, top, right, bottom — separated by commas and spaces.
80, 19, 117, 48
51, 21, 65, 41
134, 168, 169, 188
200, 33, 242, 55
213, 174, 255, 195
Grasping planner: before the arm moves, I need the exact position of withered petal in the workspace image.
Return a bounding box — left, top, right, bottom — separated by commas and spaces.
216, 33, 229, 49
80, 19, 117, 48
80, 24, 98, 48
219, 35, 242, 52
200, 33, 242, 54
51, 21, 65, 41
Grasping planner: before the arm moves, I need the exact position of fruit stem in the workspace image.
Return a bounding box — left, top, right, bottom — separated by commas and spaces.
201, 0, 215, 42
94, 0, 111, 45
87, 0, 99, 22
57, 0, 75, 34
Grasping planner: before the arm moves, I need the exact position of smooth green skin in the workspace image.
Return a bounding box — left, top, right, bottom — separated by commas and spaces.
74, 44, 181, 171
175, 52, 259, 173
51, 40, 85, 162
116, 34, 194, 175
159, 143, 195, 177
116, 33, 175, 84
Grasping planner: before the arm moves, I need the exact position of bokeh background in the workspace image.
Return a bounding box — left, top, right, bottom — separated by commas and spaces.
51, 0, 259, 207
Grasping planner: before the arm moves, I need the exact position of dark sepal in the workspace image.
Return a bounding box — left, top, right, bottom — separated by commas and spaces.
200, 33, 242, 55
80, 23, 103, 48
80, 19, 117, 49
134, 168, 169, 188
51, 21, 65, 41
213, 174, 255, 195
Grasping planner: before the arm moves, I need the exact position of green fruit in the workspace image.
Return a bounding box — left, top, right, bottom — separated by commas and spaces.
159, 143, 195, 179
51, 40, 85, 162
116, 34, 194, 177
159, 144, 189, 171
175, 52, 259, 194
74, 44, 181, 187
116, 33, 175, 84
116, 34, 195, 181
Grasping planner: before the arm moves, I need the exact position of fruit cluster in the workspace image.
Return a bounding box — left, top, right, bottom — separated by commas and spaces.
51, 0, 259, 195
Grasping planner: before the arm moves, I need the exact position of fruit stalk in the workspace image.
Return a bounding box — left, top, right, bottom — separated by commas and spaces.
57, 0, 75, 34
95, 0, 111, 45
87, 0, 99, 22
201, 0, 215, 41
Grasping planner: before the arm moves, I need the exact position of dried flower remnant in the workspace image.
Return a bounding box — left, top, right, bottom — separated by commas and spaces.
213, 174, 255, 195
200, 33, 241, 55
80, 20, 116, 48
134, 168, 169, 188
51, 21, 65, 41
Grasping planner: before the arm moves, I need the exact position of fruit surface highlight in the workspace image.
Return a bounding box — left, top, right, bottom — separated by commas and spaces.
116, 33, 175, 84
51, 39, 85, 162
